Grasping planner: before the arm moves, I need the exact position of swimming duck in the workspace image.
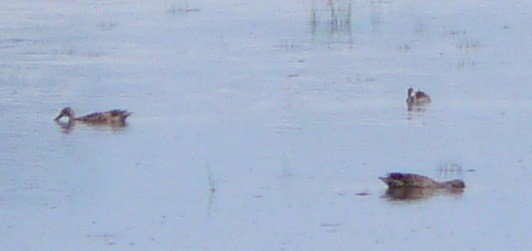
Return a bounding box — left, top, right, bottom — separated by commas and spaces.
406, 87, 431, 108
379, 173, 465, 189
54, 107, 131, 126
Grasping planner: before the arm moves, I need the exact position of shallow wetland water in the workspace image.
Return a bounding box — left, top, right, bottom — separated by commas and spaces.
0, 0, 531, 250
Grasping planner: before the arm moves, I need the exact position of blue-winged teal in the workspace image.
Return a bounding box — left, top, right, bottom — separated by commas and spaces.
379, 173, 465, 189
54, 107, 131, 125
406, 87, 431, 107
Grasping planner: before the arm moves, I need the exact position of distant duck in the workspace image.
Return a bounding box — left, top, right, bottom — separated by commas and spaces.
406, 87, 431, 109
54, 107, 131, 126
379, 173, 465, 189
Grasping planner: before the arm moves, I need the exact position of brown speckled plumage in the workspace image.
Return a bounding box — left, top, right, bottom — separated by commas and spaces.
379, 173, 465, 189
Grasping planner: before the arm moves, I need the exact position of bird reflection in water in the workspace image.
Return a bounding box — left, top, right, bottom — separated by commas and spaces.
55, 120, 128, 134
383, 186, 464, 201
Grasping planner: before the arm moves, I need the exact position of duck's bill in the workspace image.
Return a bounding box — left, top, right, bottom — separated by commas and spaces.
379, 177, 391, 183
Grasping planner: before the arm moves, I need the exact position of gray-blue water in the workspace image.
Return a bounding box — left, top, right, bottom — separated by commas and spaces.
1, 0, 531, 250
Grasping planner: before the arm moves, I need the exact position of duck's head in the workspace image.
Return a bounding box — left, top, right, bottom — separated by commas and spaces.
54, 107, 75, 121
407, 87, 414, 97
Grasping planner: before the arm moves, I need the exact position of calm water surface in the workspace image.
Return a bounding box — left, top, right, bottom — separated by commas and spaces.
0, 0, 531, 250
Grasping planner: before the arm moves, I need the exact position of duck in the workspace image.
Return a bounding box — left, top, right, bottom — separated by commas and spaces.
54, 107, 132, 126
406, 87, 431, 108
379, 173, 465, 189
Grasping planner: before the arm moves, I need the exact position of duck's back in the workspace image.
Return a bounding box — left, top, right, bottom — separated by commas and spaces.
412, 91, 431, 105
381, 173, 439, 188
76, 110, 131, 124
